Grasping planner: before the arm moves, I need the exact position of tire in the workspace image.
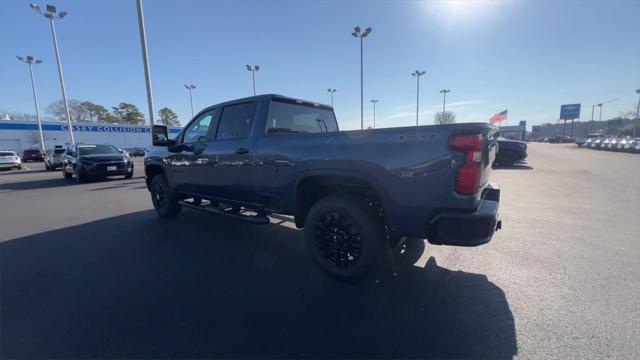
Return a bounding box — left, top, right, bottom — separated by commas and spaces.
124, 165, 134, 179
495, 152, 517, 167
150, 174, 181, 218
304, 195, 384, 281
45, 162, 50, 171
63, 166, 73, 180
74, 166, 85, 183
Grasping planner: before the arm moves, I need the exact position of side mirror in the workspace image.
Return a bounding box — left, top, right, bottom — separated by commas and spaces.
152, 125, 169, 146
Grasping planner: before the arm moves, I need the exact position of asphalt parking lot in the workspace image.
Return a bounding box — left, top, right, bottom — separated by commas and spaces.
1, 145, 639, 359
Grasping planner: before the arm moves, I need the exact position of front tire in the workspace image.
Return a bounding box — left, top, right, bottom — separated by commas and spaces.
124, 165, 134, 179
74, 166, 85, 183
304, 195, 384, 281
63, 165, 73, 180
150, 174, 181, 218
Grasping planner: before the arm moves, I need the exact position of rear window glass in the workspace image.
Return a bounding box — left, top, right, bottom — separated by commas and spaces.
0, 151, 15, 156
267, 100, 338, 135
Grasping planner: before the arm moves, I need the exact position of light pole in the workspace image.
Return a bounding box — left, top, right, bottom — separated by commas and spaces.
351, 26, 372, 130
246, 64, 260, 96
411, 70, 426, 126
327, 88, 336, 107
135, 0, 155, 126
634, 89, 640, 137
17, 56, 46, 152
30, 3, 74, 143
591, 104, 596, 121
596, 98, 617, 121
370, 99, 379, 129
184, 84, 196, 118
440, 89, 451, 113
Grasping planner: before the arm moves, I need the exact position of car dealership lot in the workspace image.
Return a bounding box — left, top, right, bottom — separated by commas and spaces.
1, 145, 639, 358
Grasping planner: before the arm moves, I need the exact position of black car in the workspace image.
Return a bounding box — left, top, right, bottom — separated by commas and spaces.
494, 137, 528, 167
61, 144, 134, 182
22, 149, 44, 162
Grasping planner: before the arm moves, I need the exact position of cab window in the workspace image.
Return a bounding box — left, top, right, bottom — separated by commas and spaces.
182, 110, 217, 143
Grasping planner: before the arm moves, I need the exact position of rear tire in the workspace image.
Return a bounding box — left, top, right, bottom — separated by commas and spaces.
304, 195, 384, 282
150, 174, 181, 218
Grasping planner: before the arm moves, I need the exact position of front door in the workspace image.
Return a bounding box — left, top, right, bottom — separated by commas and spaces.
167, 109, 218, 195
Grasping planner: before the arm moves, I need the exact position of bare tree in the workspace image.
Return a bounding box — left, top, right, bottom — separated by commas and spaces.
434, 111, 456, 125
46, 99, 89, 122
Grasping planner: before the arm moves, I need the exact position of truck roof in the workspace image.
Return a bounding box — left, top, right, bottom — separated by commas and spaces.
200, 94, 333, 113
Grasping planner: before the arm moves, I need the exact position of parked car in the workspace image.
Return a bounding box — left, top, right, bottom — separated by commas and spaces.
624, 138, 640, 153
145, 94, 502, 281
494, 137, 528, 167
130, 147, 146, 156
61, 144, 134, 182
549, 136, 574, 144
0, 150, 22, 170
578, 133, 605, 147
606, 138, 621, 150
21, 148, 44, 162
595, 137, 611, 149
44, 147, 66, 170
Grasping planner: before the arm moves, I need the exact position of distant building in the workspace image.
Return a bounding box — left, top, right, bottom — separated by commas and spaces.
499, 121, 527, 141
0, 120, 181, 152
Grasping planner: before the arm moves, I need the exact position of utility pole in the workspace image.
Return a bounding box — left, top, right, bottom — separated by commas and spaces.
136, 0, 155, 126
351, 26, 372, 130
634, 89, 640, 137
184, 84, 196, 118
327, 88, 336, 107
411, 70, 426, 126
370, 99, 379, 128
440, 89, 450, 113
17, 56, 46, 152
31, 3, 75, 143
246, 65, 260, 96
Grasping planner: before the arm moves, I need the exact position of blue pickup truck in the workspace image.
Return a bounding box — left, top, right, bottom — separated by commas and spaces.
146, 94, 501, 280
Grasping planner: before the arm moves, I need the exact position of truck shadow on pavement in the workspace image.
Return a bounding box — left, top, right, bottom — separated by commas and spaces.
0, 176, 144, 191
1, 209, 517, 359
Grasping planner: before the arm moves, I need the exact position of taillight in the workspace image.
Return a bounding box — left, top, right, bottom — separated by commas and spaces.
450, 134, 483, 195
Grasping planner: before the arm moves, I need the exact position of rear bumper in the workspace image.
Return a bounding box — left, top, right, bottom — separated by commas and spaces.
427, 187, 501, 247
0, 163, 20, 169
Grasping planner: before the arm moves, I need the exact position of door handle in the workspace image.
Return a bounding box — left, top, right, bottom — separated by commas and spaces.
235, 147, 249, 155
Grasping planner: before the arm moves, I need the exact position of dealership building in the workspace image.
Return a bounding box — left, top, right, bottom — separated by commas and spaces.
0, 120, 182, 153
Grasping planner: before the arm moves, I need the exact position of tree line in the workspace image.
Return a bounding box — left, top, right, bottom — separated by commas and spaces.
45, 99, 180, 126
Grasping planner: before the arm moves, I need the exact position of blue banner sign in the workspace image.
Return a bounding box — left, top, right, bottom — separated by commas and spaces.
560, 104, 581, 120
0, 122, 181, 134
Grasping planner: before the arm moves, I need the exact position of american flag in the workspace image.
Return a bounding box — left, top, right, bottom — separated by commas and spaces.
489, 110, 508, 124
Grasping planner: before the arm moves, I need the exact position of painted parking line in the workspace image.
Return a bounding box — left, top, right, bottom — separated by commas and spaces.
22, 165, 31, 171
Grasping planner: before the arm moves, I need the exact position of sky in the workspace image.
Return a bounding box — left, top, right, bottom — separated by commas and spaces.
1, 0, 638, 130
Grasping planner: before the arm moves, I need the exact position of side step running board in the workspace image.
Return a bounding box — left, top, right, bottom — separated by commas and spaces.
178, 200, 270, 224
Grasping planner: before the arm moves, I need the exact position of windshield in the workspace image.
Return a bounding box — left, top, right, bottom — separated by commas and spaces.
53, 149, 65, 155
78, 145, 120, 156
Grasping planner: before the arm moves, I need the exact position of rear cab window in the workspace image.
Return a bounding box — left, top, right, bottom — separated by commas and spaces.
266, 98, 338, 135
0, 151, 16, 156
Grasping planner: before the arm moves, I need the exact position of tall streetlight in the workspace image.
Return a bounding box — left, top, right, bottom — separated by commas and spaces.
370, 99, 379, 129
411, 70, 426, 126
17, 56, 46, 152
351, 26, 372, 130
440, 89, 451, 113
246, 64, 260, 96
327, 88, 336, 107
30, 3, 74, 143
591, 104, 596, 121
136, 0, 155, 126
184, 84, 196, 118
634, 89, 640, 137
596, 98, 617, 121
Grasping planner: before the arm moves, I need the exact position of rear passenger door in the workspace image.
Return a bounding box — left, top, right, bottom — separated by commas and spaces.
202, 101, 257, 204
